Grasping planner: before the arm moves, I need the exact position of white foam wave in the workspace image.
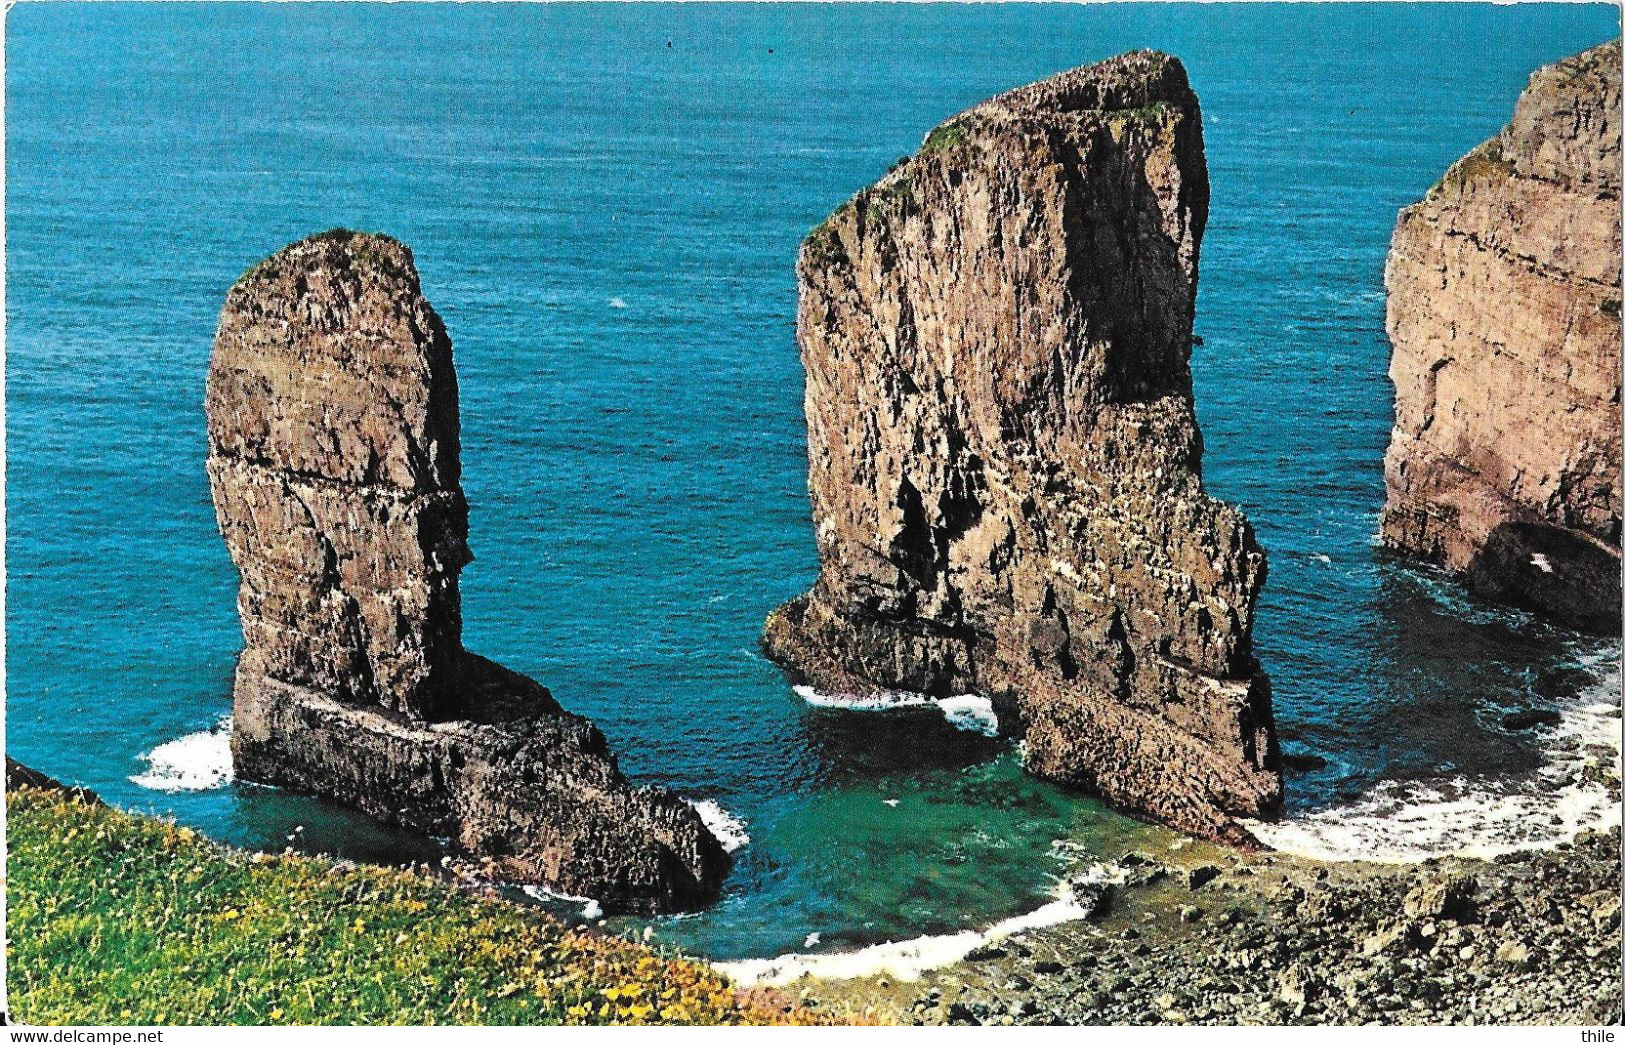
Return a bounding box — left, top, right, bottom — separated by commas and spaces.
521, 884, 604, 921
608, 296, 628, 309
1248, 655, 1621, 863
937, 694, 1000, 737
793, 685, 932, 713
130, 717, 234, 792
716, 863, 1121, 987
687, 798, 750, 853
793, 686, 999, 737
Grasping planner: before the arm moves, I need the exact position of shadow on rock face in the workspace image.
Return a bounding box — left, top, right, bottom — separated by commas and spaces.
798, 704, 1007, 787
1465, 520, 1622, 635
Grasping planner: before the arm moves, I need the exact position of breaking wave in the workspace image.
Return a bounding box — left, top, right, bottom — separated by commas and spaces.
1249, 647, 1621, 862
521, 884, 604, 921
130, 717, 234, 792
687, 798, 750, 853
793, 686, 1000, 737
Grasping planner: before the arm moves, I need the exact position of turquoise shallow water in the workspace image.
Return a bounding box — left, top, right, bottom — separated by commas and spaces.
6, 2, 1620, 960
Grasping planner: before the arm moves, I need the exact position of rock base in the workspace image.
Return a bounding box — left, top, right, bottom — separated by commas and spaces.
232, 650, 728, 915
765, 595, 1279, 847
1464, 521, 1622, 633
5, 758, 101, 805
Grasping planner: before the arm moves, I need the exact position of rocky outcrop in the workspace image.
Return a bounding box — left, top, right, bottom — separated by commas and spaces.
763, 52, 1280, 844
207, 230, 729, 913
6, 758, 100, 804
1382, 41, 1623, 633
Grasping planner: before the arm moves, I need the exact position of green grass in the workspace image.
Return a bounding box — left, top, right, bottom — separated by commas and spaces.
799, 115, 976, 264
849, 177, 917, 231
1113, 102, 1169, 121
864, 177, 915, 218
232, 228, 398, 288
6, 786, 826, 1027
1103, 102, 1171, 138
920, 120, 969, 156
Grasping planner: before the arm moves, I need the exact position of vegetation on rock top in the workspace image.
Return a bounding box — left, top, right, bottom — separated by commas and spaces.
921, 120, 970, 156
1435, 138, 1514, 194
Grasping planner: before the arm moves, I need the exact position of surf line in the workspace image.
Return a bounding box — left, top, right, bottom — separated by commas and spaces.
716, 863, 1123, 987
793, 686, 1000, 738
1245, 670, 1622, 863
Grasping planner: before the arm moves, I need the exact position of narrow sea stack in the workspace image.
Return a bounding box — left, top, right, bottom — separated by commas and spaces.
1383, 41, 1623, 633
764, 52, 1281, 844
207, 230, 728, 913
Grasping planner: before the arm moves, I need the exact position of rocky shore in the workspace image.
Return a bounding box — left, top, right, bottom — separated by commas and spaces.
807, 826, 1621, 1025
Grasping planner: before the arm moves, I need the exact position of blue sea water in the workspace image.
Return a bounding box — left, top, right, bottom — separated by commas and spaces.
6, 2, 1620, 961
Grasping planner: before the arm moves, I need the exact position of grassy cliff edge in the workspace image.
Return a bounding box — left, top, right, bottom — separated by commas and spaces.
5, 785, 825, 1026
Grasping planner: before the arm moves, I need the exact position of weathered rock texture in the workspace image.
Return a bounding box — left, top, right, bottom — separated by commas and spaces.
207, 230, 728, 913
764, 52, 1281, 844
1383, 41, 1623, 633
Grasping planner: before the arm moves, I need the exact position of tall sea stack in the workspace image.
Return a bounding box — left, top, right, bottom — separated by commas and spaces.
764, 52, 1281, 844
1382, 40, 1623, 633
207, 230, 729, 913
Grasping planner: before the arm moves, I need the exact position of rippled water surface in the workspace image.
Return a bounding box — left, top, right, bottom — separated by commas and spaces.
7, 2, 1619, 960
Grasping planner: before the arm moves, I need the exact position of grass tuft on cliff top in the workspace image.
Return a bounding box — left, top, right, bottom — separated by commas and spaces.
1435, 137, 1514, 194
920, 119, 970, 156
6, 786, 825, 1027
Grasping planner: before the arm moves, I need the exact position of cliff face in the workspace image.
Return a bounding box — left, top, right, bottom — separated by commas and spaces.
1383, 41, 1623, 633
207, 230, 728, 913
764, 52, 1281, 844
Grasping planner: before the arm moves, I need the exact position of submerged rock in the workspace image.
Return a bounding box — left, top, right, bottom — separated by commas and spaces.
1280, 751, 1330, 773
207, 230, 728, 913
763, 51, 1280, 843
1501, 708, 1563, 732
1382, 40, 1623, 632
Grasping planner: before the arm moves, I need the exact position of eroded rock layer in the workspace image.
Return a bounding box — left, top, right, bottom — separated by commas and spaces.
1382, 41, 1623, 633
208, 230, 728, 913
764, 52, 1281, 843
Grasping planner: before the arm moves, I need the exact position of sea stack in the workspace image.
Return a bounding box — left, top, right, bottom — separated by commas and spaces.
764, 52, 1281, 844
206, 230, 729, 913
1382, 40, 1623, 633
